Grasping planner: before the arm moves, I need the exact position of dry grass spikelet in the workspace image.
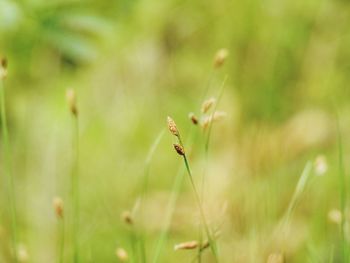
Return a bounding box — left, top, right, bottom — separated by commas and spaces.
267, 252, 284, 263
174, 240, 198, 251
213, 48, 229, 68
17, 244, 29, 262
314, 155, 328, 176
201, 116, 211, 130
213, 111, 227, 121
201, 111, 227, 129
188, 112, 198, 125
66, 88, 78, 116
328, 209, 342, 224
173, 143, 185, 156
167, 116, 179, 136
115, 247, 128, 262
53, 197, 64, 219
121, 210, 133, 225
201, 97, 216, 114
0, 57, 8, 80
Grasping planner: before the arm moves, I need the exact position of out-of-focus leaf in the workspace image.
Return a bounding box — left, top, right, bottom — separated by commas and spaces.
0, 0, 23, 31
42, 28, 98, 63
59, 13, 113, 37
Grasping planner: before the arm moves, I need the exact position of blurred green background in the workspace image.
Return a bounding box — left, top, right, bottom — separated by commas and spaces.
0, 0, 350, 262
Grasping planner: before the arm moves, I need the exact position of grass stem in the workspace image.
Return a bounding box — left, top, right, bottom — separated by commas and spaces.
0, 78, 18, 262
71, 114, 80, 263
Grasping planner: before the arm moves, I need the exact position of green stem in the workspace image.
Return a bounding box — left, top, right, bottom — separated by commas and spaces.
181, 153, 219, 262
336, 118, 347, 262
138, 129, 165, 263
0, 79, 18, 262
197, 76, 227, 261
71, 115, 79, 263
152, 128, 197, 263
59, 219, 65, 263
152, 166, 186, 263
204, 76, 227, 153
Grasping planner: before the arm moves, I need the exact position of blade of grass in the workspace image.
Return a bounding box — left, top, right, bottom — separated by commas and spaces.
336, 117, 347, 262
67, 90, 80, 263
152, 127, 197, 263
282, 161, 312, 232
197, 76, 227, 261
177, 134, 219, 262
59, 218, 65, 263
137, 128, 165, 263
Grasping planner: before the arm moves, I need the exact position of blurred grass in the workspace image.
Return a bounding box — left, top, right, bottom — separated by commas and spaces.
0, 0, 349, 262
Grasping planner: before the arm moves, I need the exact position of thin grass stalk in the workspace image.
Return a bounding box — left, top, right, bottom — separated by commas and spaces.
71, 113, 80, 263
204, 76, 227, 153
59, 219, 65, 263
197, 76, 227, 261
176, 135, 219, 262
336, 118, 347, 262
0, 78, 18, 262
152, 127, 197, 263
152, 165, 186, 263
282, 161, 312, 232
137, 129, 165, 263
182, 153, 219, 262
130, 229, 138, 263
196, 69, 216, 263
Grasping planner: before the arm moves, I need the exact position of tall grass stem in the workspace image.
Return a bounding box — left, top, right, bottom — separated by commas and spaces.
0, 79, 18, 262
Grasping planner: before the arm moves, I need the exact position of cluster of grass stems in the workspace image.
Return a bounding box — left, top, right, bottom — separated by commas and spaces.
0, 51, 348, 263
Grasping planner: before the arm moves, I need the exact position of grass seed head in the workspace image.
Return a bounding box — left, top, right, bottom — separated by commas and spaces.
188, 112, 198, 125
328, 209, 342, 224
167, 116, 179, 136
201, 116, 212, 130
121, 210, 133, 225
173, 143, 185, 156
66, 88, 78, 116
17, 244, 29, 262
314, 155, 328, 176
53, 197, 64, 219
0, 57, 8, 80
174, 240, 198, 251
213, 111, 227, 121
267, 252, 284, 263
214, 48, 229, 68
115, 247, 128, 262
201, 97, 216, 113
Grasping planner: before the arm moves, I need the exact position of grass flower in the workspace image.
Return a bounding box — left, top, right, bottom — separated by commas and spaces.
116, 247, 128, 262
213, 49, 229, 68
174, 241, 198, 251
66, 88, 80, 263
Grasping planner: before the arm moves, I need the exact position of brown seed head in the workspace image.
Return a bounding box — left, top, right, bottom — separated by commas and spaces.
174, 240, 198, 251
213, 48, 229, 68
173, 144, 185, 156
115, 247, 128, 262
201, 97, 216, 113
188, 112, 198, 125
167, 116, 179, 136
0, 57, 8, 80
66, 88, 78, 116
121, 210, 133, 225
53, 197, 64, 219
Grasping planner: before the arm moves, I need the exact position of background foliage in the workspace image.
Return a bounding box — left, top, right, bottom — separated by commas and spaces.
0, 0, 350, 262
